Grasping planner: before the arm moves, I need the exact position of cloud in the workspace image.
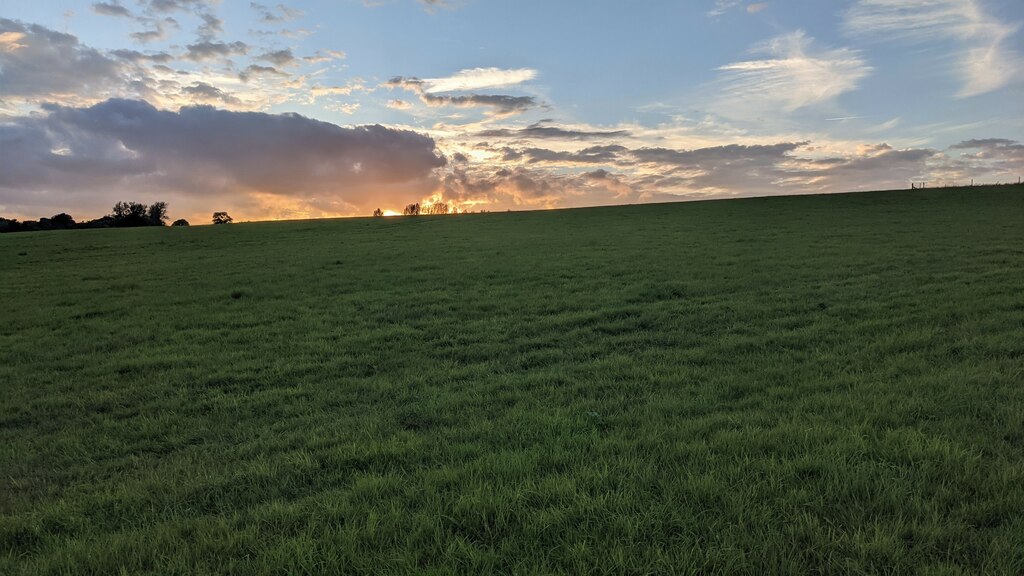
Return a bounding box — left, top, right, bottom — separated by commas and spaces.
477, 121, 630, 140
184, 40, 248, 61
110, 49, 173, 64
716, 31, 871, 113
438, 166, 641, 210
708, 0, 742, 17
947, 138, 1024, 175
843, 0, 1022, 97
421, 67, 537, 93
387, 76, 537, 116
303, 49, 346, 63
362, 0, 452, 11
92, 1, 133, 18
0, 19, 124, 102
197, 13, 223, 40
239, 64, 288, 81
182, 82, 241, 106
130, 17, 179, 44
709, 1, 767, 17
257, 48, 295, 66
0, 17, 364, 113
145, 0, 214, 13
950, 138, 1019, 149
631, 141, 806, 167
0, 99, 447, 220
0, 31, 27, 53
251, 2, 304, 23
517, 145, 629, 165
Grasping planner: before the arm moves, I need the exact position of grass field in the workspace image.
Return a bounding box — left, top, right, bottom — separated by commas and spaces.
2, 186, 1023, 574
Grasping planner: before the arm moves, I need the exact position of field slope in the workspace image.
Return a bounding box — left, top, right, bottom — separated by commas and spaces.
2, 186, 1023, 574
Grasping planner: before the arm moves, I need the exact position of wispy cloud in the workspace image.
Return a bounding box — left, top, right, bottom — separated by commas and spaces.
844, 0, 1021, 97
250, 2, 304, 23
708, 0, 742, 17
708, 1, 767, 17
715, 31, 871, 113
422, 67, 537, 93
386, 76, 538, 116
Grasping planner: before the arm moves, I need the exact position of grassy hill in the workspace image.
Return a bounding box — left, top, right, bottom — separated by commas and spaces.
2, 186, 1023, 574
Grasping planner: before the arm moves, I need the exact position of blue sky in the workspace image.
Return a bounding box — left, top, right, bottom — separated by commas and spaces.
2, 0, 1023, 222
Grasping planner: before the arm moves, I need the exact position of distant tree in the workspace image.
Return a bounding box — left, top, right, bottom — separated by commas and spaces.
78, 216, 115, 229
147, 202, 168, 226
402, 203, 420, 216
373, 208, 383, 217
171, 219, 190, 227
212, 211, 233, 225
0, 217, 21, 233
49, 213, 76, 229
425, 202, 449, 215
111, 201, 152, 227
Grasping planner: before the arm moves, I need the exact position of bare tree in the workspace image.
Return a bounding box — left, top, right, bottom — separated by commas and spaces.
403, 203, 420, 216
425, 202, 450, 215
373, 208, 383, 217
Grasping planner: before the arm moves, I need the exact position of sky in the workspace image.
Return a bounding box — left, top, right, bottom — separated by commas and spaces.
1, 0, 1023, 223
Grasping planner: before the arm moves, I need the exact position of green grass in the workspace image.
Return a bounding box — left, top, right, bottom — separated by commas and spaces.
2, 186, 1023, 574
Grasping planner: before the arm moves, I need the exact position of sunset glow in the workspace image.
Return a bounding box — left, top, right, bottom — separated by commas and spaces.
1, 1, 1022, 224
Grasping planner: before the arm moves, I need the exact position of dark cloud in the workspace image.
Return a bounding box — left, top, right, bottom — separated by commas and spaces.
257, 49, 295, 66
110, 49, 173, 64
950, 138, 1021, 150
0, 19, 124, 101
197, 13, 223, 40
92, 1, 133, 18
387, 76, 537, 116
630, 142, 807, 167
0, 99, 446, 218
182, 82, 241, 106
477, 121, 630, 140
239, 64, 288, 81
519, 145, 628, 164
184, 41, 248, 61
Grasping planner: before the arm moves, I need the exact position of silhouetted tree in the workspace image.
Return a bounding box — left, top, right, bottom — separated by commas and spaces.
111, 201, 150, 226
49, 213, 76, 229
403, 203, 420, 216
171, 219, 190, 227
147, 202, 168, 226
425, 202, 449, 215
0, 217, 21, 233
109, 201, 169, 227
78, 216, 115, 229
212, 212, 233, 225
373, 208, 384, 217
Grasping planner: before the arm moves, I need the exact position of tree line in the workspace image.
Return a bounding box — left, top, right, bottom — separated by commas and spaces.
1, 202, 234, 233
372, 202, 459, 217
